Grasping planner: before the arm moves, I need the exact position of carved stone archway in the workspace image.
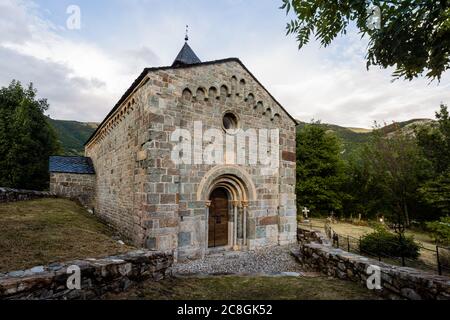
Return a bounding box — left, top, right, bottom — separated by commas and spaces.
197, 165, 257, 202
198, 166, 256, 254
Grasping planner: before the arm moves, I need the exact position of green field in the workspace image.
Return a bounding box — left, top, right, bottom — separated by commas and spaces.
0, 198, 132, 272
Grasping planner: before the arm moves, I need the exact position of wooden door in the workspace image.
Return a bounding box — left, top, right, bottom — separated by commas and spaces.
208, 188, 229, 247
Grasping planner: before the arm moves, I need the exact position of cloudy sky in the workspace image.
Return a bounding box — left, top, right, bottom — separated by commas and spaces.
1, 0, 449, 128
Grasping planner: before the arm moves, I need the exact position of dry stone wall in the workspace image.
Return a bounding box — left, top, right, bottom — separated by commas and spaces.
0, 250, 172, 300
0, 187, 55, 203
295, 228, 450, 300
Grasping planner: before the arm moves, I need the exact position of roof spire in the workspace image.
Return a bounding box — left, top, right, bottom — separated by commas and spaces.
172, 26, 201, 67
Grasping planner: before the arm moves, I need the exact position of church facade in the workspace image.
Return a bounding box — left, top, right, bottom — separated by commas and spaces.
50, 42, 297, 260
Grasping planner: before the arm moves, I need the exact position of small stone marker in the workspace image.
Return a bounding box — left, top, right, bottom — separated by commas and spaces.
330, 210, 336, 223
302, 207, 310, 222
280, 272, 301, 277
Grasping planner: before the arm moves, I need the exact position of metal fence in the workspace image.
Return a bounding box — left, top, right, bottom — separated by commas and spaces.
323, 223, 450, 276
298, 221, 450, 276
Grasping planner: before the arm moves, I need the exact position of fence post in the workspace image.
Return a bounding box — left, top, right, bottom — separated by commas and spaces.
347, 236, 350, 252
399, 236, 405, 267
436, 245, 442, 276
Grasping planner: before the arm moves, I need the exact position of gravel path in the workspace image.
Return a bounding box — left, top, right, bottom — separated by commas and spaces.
173, 244, 304, 275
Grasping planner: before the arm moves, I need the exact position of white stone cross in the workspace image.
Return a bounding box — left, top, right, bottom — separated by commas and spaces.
302, 207, 310, 219
330, 210, 336, 221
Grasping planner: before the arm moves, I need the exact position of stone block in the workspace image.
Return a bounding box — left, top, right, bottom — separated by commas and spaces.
259, 216, 278, 226
256, 226, 266, 239
160, 194, 176, 204
178, 232, 191, 247
146, 237, 157, 249
401, 288, 421, 300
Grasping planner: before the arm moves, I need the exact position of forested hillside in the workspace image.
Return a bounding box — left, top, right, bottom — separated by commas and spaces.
47, 119, 98, 156
296, 119, 434, 158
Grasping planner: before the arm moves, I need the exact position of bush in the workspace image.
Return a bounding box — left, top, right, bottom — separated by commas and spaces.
360, 226, 420, 260
426, 217, 450, 244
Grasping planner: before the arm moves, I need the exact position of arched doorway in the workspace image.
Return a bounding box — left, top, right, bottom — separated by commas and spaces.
208, 187, 229, 247
198, 166, 258, 252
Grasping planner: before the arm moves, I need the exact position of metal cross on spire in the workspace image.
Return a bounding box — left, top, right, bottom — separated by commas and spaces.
185, 25, 189, 42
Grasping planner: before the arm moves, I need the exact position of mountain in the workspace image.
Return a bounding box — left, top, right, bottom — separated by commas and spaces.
296, 121, 372, 156
47, 119, 98, 156
296, 119, 434, 158
379, 119, 435, 137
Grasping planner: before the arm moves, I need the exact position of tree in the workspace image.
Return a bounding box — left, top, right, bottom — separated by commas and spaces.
341, 146, 390, 220
0, 80, 60, 190
296, 122, 346, 214
419, 172, 450, 215
281, 0, 450, 80
359, 123, 432, 226
416, 104, 450, 215
416, 104, 450, 173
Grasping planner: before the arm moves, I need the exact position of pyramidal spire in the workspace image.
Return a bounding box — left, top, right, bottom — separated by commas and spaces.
172, 25, 201, 67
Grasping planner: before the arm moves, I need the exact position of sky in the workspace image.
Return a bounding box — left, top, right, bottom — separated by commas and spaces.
0, 0, 449, 128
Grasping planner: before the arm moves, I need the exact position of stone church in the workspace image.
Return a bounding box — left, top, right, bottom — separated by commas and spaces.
50, 40, 297, 260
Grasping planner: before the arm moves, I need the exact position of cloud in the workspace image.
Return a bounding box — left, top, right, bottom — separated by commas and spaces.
0, 0, 160, 122
250, 29, 450, 127
0, 0, 449, 128
0, 0, 32, 44
119, 46, 162, 70
0, 47, 110, 121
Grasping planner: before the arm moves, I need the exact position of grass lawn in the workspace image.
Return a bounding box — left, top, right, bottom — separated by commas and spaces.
0, 198, 133, 273
104, 275, 381, 300
308, 218, 374, 238
305, 218, 436, 246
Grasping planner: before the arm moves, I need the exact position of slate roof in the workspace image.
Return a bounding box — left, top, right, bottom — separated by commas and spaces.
172, 42, 202, 67
49, 156, 95, 174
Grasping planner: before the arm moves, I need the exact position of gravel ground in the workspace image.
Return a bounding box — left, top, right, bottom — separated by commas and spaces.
173, 244, 304, 275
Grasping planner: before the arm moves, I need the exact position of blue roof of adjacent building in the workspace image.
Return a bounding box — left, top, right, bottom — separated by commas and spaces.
49, 156, 95, 174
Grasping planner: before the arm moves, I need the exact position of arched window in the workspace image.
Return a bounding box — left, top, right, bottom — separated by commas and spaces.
182, 88, 192, 101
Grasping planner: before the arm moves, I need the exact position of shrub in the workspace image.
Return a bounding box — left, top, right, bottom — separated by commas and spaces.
360, 226, 420, 260
426, 217, 450, 244
368, 220, 385, 229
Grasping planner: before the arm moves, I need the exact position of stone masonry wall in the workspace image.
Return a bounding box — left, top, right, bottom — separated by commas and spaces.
148, 61, 297, 256
295, 228, 450, 300
0, 187, 55, 203
85, 81, 150, 245
85, 60, 297, 259
0, 250, 172, 300
50, 173, 96, 208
